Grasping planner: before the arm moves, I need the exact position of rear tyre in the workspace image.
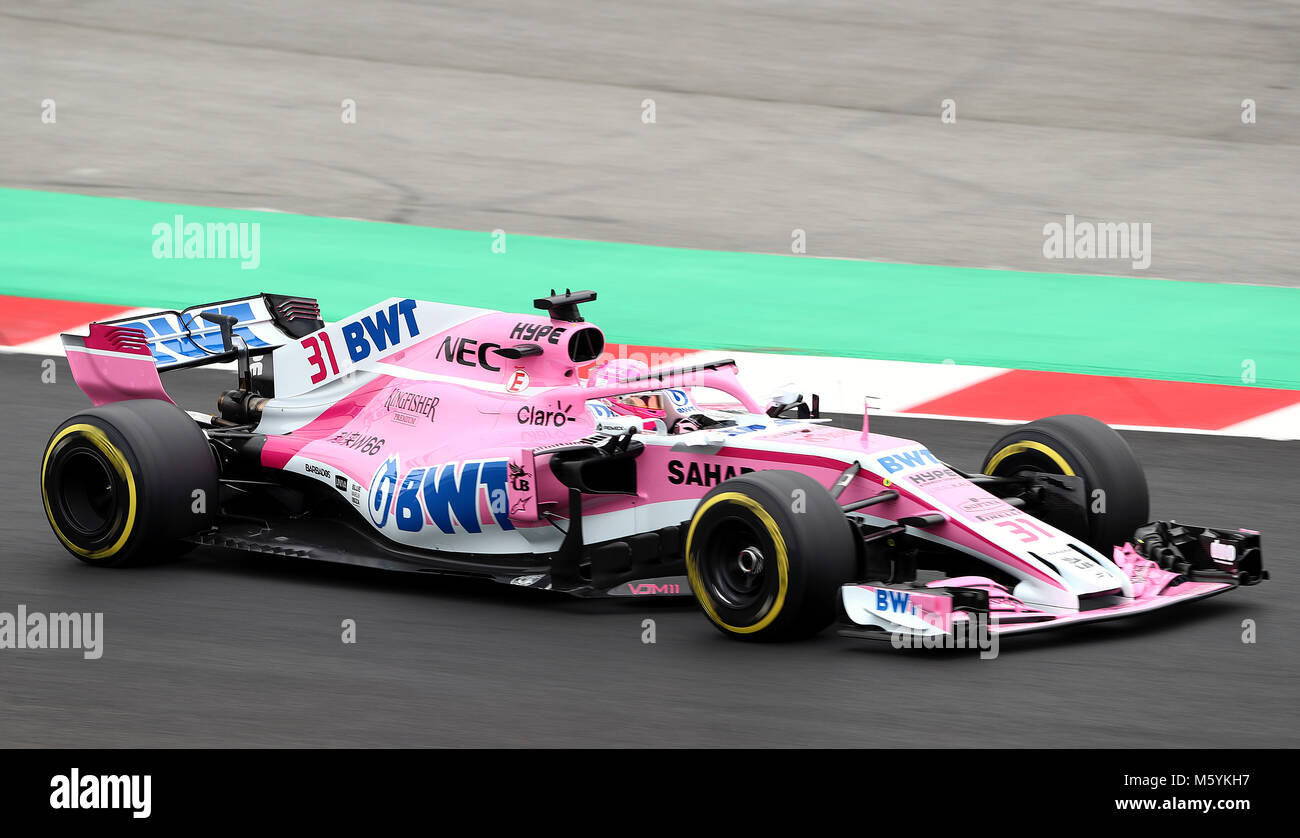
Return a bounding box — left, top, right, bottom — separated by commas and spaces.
686, 470, 858, 641
980, 414, 1148, 553
41, 399, 218, 567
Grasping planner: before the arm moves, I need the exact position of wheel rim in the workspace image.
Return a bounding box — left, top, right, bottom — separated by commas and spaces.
44, 429, 131, 554
699, 514, 776, 612
56, 447, 119, 538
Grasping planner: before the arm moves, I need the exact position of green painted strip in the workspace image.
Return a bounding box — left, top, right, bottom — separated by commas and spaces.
2, 188, 1297, 389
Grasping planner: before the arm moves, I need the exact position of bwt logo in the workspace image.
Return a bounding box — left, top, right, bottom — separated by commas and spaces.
875, 588, 915, 614
341, 299, 420, 361
369, 455, 515, 534
876, 448, 940, 474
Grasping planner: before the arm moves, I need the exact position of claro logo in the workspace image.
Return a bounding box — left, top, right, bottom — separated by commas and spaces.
517, 402, 575, 427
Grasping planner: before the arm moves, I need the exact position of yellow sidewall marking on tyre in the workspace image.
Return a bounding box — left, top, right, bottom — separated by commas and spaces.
985, 441, 1075, 476
41, 423, 138, 559
686, 492, 789, 635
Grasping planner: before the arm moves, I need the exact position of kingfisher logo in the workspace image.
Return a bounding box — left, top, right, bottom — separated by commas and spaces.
341, 299, 420, 362
368, 455, 515, 534
385, 389, 439, 425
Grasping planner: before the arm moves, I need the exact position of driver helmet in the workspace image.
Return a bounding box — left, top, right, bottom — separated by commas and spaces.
586, 358, 664, 418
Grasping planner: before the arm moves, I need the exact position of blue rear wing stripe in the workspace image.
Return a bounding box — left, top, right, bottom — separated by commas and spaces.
91, 296, 289, 369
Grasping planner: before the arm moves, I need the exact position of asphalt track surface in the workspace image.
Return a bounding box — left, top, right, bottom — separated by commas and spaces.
5, 1, 1300, 286
2, 355, 1295, 748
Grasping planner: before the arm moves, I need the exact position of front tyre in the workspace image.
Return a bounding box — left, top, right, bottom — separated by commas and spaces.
686, 470, 858, 641
41, 399, 218, 567
981, 414, 1148, 553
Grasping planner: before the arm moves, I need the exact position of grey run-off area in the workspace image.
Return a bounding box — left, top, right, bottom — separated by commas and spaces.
4, 0, 1299, 285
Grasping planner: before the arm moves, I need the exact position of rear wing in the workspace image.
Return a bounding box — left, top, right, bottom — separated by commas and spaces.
61, 293, 323, 406
75, 293, 324, 371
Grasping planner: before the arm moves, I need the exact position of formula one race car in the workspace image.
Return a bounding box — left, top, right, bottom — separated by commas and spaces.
41, 290, 1267, 642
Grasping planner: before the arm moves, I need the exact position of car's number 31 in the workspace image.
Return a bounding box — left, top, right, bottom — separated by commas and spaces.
995, 518, 1055, 543
302, 333, 341, 384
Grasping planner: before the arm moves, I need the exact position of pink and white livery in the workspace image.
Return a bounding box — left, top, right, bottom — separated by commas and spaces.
42, 290, 1267, 642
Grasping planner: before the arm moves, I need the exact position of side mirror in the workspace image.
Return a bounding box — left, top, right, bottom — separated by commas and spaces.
765, 389, 819, 419
765, 389, 800, 417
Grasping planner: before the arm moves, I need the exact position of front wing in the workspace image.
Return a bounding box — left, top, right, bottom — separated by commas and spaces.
838, 521, 1267, 640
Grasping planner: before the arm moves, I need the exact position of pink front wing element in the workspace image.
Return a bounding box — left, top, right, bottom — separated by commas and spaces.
913, 557, 1235, 636
1112, 542, 1183, 597
898, 588, 955, 633
926, 576, 1046, 620
984, 579, 1233, 635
